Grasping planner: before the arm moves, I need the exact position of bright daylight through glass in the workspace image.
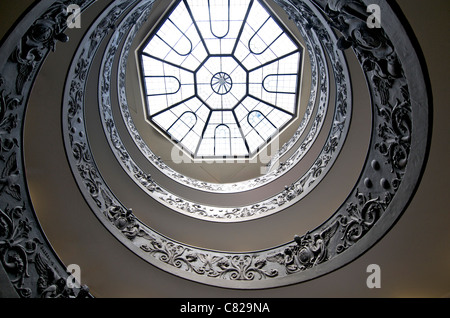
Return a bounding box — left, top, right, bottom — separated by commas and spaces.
139, 0, 302, 158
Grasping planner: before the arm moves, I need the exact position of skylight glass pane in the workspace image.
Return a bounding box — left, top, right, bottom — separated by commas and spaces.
269, 33, 297, 56
202, 124, 216, 138
248, 111, 263, 126
255, 119, 277, 139
169, 121, 191, 141
143, 36, 171, 60
169, 103, 190, 117
144, 1, 206, 71
152, 110, 178, 130
182, 130, 201, 153
197, 138, 214, 156
246, 130, 264, 153
215, 125, 231, 156
248, 19, 281, 55
145, 76, 178, 96
147, 95, 167, 115
141, 55, 196, 114
266, 108, 291, 128
231, 137, 248, 156
248, 51, 300, 114
209, 1, 229, 38
234, 104, 248, 121
158, 21, 192, 56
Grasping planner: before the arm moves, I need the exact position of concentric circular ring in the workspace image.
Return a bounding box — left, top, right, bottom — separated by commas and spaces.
116, 3, 332, 194
0, 0, 432, 295
97, 0, 351, 222
211, 72, 233, 95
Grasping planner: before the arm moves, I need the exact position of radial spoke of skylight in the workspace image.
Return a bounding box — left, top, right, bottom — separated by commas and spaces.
234, 96, 292, 152
195, 110, 249, 157
248, 51, 301, 114
195, 56, 246, 109
232, 0, 298, 71
141, 55, 196, 115
143, 1, 207, 71
187, 0, 252, 55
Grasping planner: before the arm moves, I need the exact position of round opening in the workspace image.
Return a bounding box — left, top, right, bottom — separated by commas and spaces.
211, 72, 233, 95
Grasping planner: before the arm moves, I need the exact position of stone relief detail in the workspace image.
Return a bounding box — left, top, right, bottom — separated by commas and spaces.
320, 0, 412, 184
264, 190, 390, 275
64, 0, 355, 282
140, 240, 279, 281
0, 152, 21, 201
101, 189, 154, 241
0, 91, 20, 163
0, 0, 427, 293
336, 190, 391, 253
0, 204, 32, 296
35, 253, 90, 298
375, 91, 411, 176
267, 221, 339, 274
0, 202, 90, 298
0, 0, 95, 297
0, 92, 21, 201
86, 1, 134, 59
11, 1, 73, 95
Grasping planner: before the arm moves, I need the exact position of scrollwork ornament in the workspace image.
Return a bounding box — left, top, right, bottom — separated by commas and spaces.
35, 253, 90, 298
314, 0, 413, 177
375, 97, 411, 174
266, 221, 339, 275
11, 1, 72, 95
57, 0, 429, 289
0, 0, 431, 293
336, 190, 391, 254
0, 0, 95, 297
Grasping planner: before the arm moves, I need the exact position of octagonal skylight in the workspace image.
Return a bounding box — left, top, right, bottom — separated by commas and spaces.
138, 0, 303, 159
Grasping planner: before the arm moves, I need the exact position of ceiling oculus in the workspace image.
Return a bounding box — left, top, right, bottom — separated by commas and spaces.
138, 0, 303, 159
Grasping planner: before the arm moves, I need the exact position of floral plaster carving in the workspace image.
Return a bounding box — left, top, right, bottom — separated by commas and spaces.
0, 0, 431, 293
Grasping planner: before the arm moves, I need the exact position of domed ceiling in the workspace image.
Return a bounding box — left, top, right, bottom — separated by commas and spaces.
0, 0, 442, 298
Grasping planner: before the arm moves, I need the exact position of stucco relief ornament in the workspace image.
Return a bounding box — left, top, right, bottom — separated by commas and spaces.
0, 0, 95, 297
55, 0, 429, 289
320, 0, 412, 181
11, 2, 71, 95
0, 0, 431, 294
101, 188, 155, 241
0, 92, 21, 173
336, 190, 390, 253
35, 253, 90, 298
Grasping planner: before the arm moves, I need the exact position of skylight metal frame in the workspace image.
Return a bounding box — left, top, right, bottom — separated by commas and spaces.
137, 0, 304, 160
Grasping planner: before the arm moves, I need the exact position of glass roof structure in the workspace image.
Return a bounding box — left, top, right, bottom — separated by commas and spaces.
138, 0, 303, 159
